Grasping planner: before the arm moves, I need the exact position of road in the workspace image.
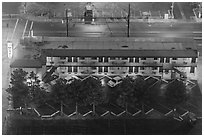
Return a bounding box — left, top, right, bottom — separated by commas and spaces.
26, 19, 201, 38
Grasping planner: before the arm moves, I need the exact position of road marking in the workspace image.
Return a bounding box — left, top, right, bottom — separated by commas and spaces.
28, 21, 34, 36
22, 20, 28, 38
193, 31, 202, 34
10, 18, 19, 41
193, 37, 202, 40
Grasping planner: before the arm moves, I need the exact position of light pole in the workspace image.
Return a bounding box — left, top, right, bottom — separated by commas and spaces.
65, 9, 69, 37
127, 3, 130, 37
171, 2, 174, 19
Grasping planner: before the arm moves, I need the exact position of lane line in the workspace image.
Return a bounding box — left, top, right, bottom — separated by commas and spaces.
10, 18, 19, 41
28, 21, 33, 36
22, 20, 28, 38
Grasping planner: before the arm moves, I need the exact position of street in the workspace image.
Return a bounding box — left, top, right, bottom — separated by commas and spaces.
30, 20, 202, 38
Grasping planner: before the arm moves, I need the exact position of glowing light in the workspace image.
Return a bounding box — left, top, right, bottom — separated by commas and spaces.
7, 42, 13, 59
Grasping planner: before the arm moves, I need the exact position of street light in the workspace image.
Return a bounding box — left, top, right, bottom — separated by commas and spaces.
65, 8, 72, 37
171, 2, 174, 19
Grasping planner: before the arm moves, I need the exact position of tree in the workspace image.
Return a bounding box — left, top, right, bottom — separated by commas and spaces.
165, 79, 189, 107
82, 77, 104, 116
6, 69, 29, 108
133, 76, 149, 115
28, 71, 47, 107
116, 77, 135, 113
69, 79, 85, 115
50, 78, 68, 115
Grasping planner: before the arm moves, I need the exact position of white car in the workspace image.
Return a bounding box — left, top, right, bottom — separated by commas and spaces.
107, 76, 122, 87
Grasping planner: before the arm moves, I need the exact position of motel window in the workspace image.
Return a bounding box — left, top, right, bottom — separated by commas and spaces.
129, 57, 134, 63
98, 57, 103, 62
73, 57, 78, 62
141, 57, 146, 60
60, 57, 66, 60
166, 58, 170, 63
152, 67, 157, 70
79, 57, 85, 60
134, 67, 138, 73
159, 67, 163, 73
140, 67, 145, 70
98, 67, 103, 73
68, 57, 72, 62
73, 67, 78, 73
110, 57, 115, 60
104, 67, 108, 72
154, 58, 158, 60
191, 58, 196, 63
172, 58, 177, 60
160, 57, 164, 63
135, 58, 139, 63
91, 67, 97, 70
121, 57, 128, 60
91, 57, 97, 60
129, 67, 133, 73
190, 67, 195, 73
68, 67, 72, 73
104, 57, 108, 62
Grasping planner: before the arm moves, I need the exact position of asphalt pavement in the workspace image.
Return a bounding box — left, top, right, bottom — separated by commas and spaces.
27, 19, 202, 38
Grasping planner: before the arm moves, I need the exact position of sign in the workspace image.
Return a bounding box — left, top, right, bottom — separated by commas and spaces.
7, 42, 13, 59
164, 14, 169, 19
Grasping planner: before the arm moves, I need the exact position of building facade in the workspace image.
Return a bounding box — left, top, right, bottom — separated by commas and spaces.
10, 37, 198, 82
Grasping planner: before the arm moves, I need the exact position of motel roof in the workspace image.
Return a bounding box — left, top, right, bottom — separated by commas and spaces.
38, 37, 197, 58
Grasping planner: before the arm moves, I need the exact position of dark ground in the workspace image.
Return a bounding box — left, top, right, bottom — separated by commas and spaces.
6, 117, 196, 135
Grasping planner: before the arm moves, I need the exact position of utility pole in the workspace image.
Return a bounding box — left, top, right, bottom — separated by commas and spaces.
65, 9, 69, 37
171, 2, 174, 19
127, 3, 130, 37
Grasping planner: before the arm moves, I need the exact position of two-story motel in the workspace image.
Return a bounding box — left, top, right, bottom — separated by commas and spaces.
10, 37, 198, 83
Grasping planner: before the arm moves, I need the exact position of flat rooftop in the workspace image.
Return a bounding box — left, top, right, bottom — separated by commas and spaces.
36, 37, 197, 58
40, 37, 197, 51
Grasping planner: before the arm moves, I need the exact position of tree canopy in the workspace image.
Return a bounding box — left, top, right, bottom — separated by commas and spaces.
116, 77, 135, 110
6, 69, 29, 108
165, 79, 189, 106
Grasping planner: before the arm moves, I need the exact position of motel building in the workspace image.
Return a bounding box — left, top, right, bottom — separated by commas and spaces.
10, 37, 198, 85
